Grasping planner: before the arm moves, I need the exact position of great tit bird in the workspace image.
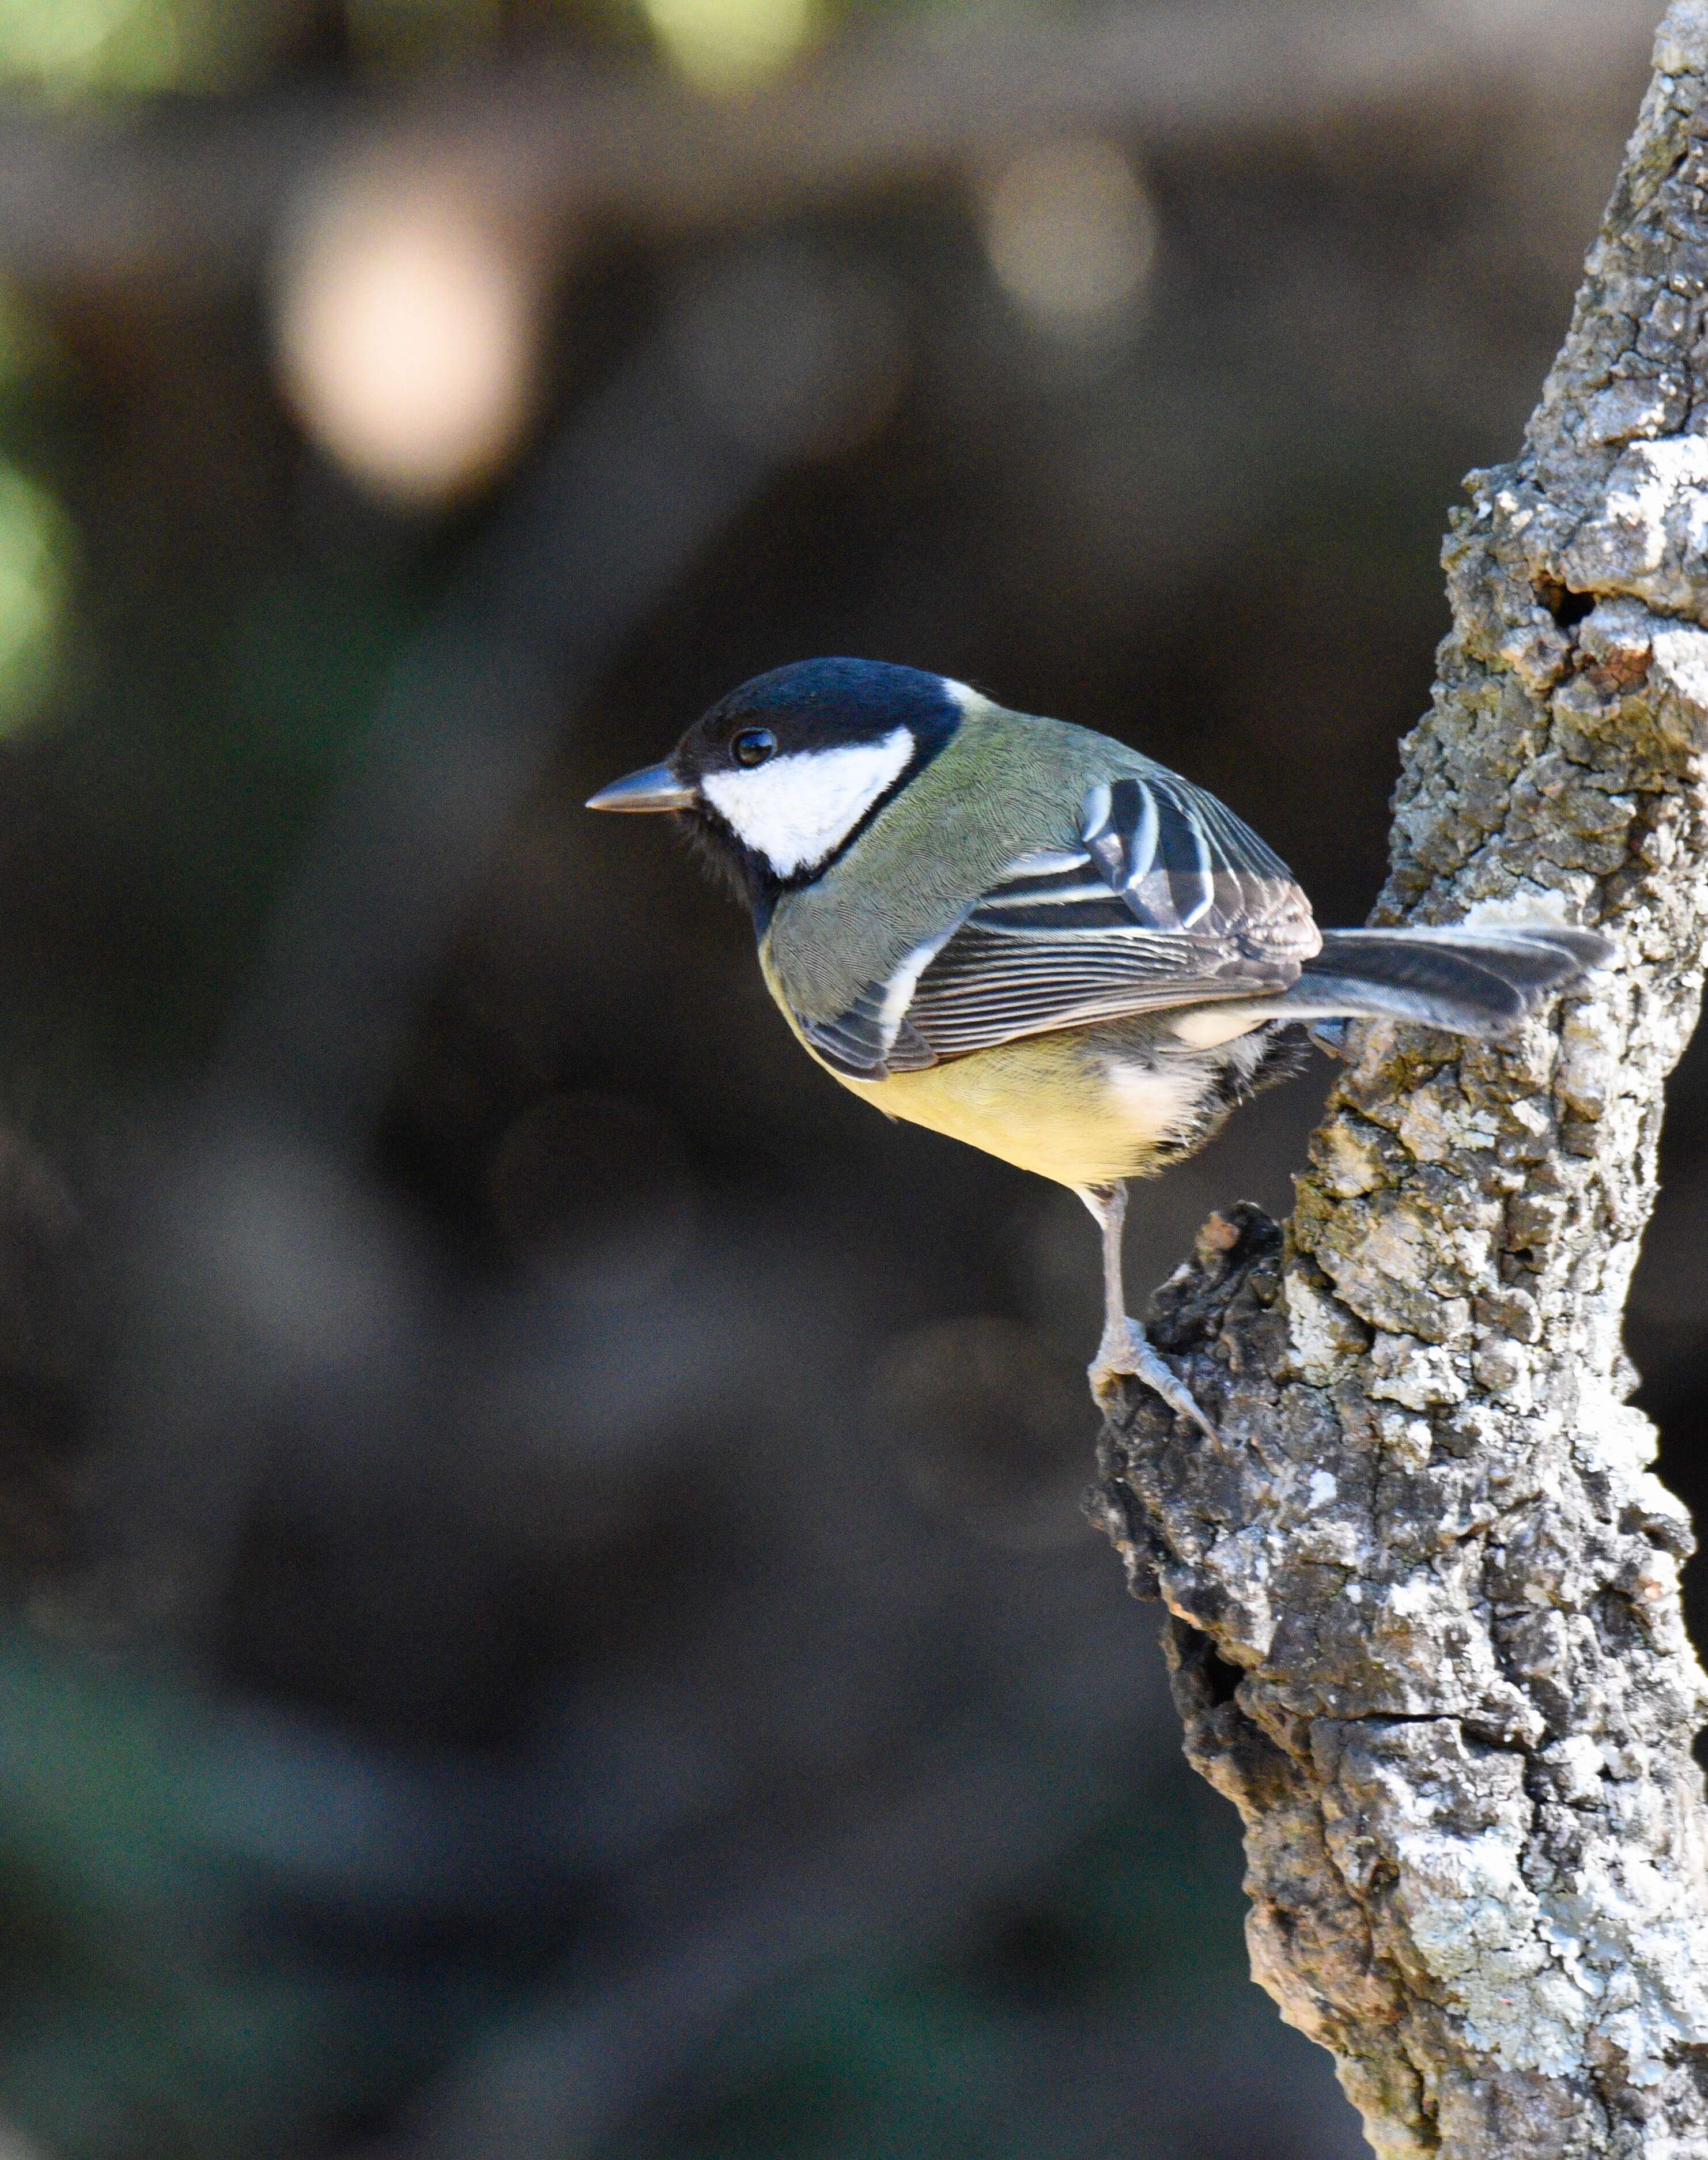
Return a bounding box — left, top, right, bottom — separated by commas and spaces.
588, 659, 1609, 1433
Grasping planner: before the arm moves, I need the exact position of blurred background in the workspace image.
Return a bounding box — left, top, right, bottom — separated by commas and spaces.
0, 0, 1688, 2153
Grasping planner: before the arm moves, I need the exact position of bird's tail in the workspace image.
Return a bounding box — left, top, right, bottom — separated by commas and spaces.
1275, 923, 1612, 1037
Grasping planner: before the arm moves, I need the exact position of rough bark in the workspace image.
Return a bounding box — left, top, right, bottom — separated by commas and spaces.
1087, 7, 1708, 2153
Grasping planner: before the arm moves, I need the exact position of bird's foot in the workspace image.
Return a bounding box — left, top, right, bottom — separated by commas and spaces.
1089, 1319, 1219, 1440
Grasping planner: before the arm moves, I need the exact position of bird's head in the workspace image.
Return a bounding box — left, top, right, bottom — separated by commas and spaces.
586, 658, 971, 915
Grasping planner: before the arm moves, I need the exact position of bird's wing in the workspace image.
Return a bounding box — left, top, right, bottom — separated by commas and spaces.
796, 771, 1319, 1079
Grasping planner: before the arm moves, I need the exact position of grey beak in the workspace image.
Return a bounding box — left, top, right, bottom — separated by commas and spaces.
584, 761, 695, 813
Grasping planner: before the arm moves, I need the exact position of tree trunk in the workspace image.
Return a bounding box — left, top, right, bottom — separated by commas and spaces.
1088, 6, 1708, 2151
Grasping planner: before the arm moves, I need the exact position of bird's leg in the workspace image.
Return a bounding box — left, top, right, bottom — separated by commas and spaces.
1078, 1181, 1218, 1439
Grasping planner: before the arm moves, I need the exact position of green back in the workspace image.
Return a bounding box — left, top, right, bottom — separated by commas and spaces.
762, 703, 1158, 1024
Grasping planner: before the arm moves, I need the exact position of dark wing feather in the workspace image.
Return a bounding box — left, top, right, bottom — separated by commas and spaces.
796, 983, 938, 1077
802, 771, 1318, 1079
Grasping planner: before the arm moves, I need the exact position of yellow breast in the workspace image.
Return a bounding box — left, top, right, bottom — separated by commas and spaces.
814, 1023, 1198, 1189
758, 936, 1211, 1188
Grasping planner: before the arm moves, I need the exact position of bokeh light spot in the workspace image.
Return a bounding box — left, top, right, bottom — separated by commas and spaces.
983, 137, 1159, 336
0, 0, 285, 98
640, 0, 814, 93
0, 465, 73, 735
274, 173, 545, 505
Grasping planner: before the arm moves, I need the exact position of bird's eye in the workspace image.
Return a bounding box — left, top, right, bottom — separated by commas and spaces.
731, 727, 777, 768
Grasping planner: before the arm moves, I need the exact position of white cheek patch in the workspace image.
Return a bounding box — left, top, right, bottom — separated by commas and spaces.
701, 727, 914, 877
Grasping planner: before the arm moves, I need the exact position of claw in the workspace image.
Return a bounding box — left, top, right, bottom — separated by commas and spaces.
1089, 1319, 1219, 1440
1077, 1179, 1220, 1439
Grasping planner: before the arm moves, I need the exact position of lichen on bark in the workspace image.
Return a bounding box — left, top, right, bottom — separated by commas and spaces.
1087, 6, 1708, 2152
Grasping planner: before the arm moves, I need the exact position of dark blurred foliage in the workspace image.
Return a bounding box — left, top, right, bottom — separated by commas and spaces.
0, 0, 1687, 2155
